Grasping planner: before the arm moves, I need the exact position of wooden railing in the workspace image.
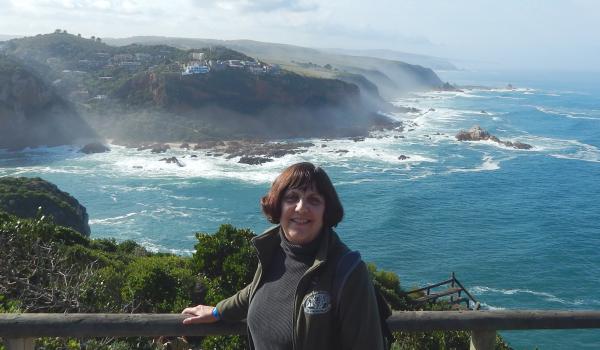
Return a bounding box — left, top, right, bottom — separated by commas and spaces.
1, 310, 600, 350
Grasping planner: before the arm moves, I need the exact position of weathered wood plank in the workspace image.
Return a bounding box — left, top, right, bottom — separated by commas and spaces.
0, 314, 245, 337
470, 330, 496, 350
5, 338, 34, 350
1, 311, 600, 338
414, 287, 463, 302
387, 310, 600, 332
408, 278, 455, 294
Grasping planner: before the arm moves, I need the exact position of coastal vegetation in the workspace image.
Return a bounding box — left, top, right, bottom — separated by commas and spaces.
0, 177, 90, 235
0, 177, 511, 350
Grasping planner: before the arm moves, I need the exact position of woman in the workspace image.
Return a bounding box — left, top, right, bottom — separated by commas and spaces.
182, 162, 384, 349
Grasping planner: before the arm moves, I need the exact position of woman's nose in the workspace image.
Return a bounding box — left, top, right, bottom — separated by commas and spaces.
295, 198, 307, 212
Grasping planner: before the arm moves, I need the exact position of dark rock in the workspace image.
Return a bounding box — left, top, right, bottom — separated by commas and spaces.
398, 155, 410, 160
456, 125, 490, 141
437, 82, 463, 92
159, 156, 185, 167
194, 140, 225, 150
350, 136, 365, 142
456, 125, 532, 150
512, 141, 533, 150
190, 154, 198, 158
428, 108, 436, 112
238, 156, 273, 165
152, 144, 170, 153
0, 177, 90, 236
180, 142, 190, 149
79, 142, 110, 154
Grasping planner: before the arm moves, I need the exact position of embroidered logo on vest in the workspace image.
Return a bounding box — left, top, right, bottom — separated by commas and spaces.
303, 290, 331, 315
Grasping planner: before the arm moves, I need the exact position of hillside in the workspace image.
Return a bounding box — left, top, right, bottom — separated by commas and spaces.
0, 177, 90, 236
0, 55, 96, 150
0, 32, 447, 145
104, 36, 445, 99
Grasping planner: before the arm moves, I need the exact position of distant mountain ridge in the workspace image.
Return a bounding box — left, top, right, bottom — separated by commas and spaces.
322, 47, 457, 70
104, 36, 444, 99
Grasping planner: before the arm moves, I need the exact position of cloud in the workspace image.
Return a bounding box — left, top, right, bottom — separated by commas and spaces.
191, 0, 317, 13
241, 0, 317, 12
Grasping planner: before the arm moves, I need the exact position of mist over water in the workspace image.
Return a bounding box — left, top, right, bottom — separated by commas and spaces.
1, 70, 599, 349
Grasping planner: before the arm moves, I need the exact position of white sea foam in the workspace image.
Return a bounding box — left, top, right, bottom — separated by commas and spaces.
446, 155, 502, 173
90, 211, 142, 225
532, 106, 600, 120
494, 95, 526, 100
551, 152, 600, 163
525, 136, 600, 163
138, 240, 194, 255
471, 286, 600, 307
477, 302, 506, 311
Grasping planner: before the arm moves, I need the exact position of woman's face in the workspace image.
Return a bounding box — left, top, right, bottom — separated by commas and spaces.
280, 186, 325, 245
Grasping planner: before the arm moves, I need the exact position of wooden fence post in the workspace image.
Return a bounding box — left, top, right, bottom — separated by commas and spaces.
5, 338, 34, 350
470, 330, 496, 350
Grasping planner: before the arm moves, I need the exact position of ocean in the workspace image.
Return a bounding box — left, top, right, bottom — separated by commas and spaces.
1, 69, 599, 349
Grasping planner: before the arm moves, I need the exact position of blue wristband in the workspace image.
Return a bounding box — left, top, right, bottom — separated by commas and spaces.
212, 307, 221, 321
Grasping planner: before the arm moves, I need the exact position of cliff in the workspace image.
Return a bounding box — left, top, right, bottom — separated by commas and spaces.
105, 67, 391, 141
0, 177, 90, 236
0, 56, 95, 150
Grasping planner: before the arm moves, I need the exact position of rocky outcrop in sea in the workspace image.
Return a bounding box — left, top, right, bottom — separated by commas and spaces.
456, 125, 532, 150
79, 142, 110, 154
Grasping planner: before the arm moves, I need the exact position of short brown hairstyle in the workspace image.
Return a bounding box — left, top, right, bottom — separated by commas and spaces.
261, 162, 344, 228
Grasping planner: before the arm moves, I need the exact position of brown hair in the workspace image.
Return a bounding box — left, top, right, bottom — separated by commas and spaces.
261, 162, 344, 228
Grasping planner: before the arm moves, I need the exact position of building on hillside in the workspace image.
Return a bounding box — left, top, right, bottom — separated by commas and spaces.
208, 60, 226, 71
112, 54, 134, 63
135, 53, 152, 62
182, 63, 210, 75
119, 61, 142, 70
226, 60, 245, 68
190, 52, 205, 61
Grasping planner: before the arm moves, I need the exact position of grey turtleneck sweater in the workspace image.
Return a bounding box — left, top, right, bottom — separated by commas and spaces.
247, 229, 322, 350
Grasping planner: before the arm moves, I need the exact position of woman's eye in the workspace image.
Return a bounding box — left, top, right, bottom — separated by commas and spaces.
308, 197, 323, 205
284, 194, 299, 202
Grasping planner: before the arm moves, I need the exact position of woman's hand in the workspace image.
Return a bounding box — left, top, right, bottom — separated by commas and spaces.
181, 304, 219, 324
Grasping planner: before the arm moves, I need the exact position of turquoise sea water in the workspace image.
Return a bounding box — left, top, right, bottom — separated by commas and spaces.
1, 70, 599, 349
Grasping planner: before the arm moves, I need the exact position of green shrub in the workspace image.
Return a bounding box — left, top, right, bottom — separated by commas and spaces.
192, 224, 257, 304
121, 255, 195, 313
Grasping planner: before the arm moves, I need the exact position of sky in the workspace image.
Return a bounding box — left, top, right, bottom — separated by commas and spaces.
1, 0, 599, 72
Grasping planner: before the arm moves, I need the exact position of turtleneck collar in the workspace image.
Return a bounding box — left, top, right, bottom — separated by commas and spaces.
279, 227, 324, 260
